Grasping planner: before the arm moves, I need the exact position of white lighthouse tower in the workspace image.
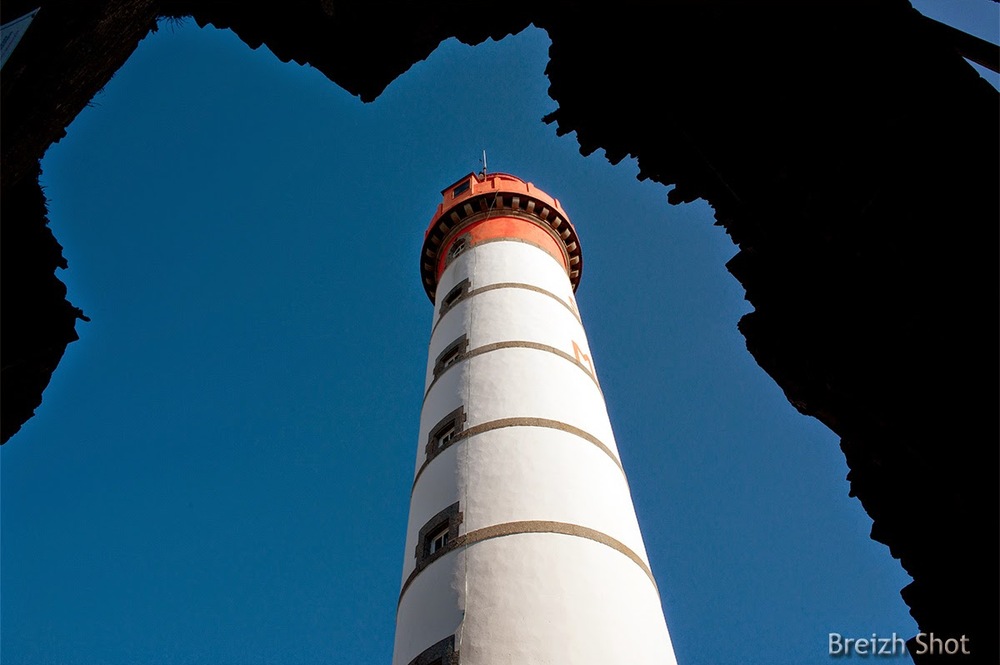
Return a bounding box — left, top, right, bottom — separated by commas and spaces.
392, 172, 679, 664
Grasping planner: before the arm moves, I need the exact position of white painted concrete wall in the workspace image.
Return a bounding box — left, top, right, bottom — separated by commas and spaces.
393, 236, 678, 665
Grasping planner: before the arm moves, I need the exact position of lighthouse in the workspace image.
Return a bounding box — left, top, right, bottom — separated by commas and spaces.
392, 172, 679, 664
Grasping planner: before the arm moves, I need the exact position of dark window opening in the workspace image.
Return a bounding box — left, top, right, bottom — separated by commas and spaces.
429, 526, 449, 554
441, 346, 460, 369
438, 278, 470, 315
425, 406, 467, 463
452, 181, 470, 197
415, 502, 463, 568
436, 423, 456, 449
446, 236, 468, 265
433, 335, 468, 379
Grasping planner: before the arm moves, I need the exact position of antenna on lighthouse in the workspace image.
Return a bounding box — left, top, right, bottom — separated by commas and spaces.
479, 150, 488, 179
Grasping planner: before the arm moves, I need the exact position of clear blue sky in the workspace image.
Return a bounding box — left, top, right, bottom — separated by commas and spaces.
2, 3, 995, 663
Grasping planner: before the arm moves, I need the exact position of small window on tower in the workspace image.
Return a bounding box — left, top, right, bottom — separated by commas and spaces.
425, 406, 466, 462
428, 526, 449, 554
439, 279, 470, 315
452, 180, 470, 197
440, 346, 460, 370
445, 235, 468, 265
433, 335, 468, 379
436, 423, 455, 449
415, 502, 463, 568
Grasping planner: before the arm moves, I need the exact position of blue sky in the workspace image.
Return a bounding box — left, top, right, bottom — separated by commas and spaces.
2, 3, 995, 664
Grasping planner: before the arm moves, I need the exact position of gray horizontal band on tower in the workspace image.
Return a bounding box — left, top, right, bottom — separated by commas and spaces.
422, 339, 602, 406
411, 416, 625, 492
397, 520, 658, 609
430, 281, 582, 339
